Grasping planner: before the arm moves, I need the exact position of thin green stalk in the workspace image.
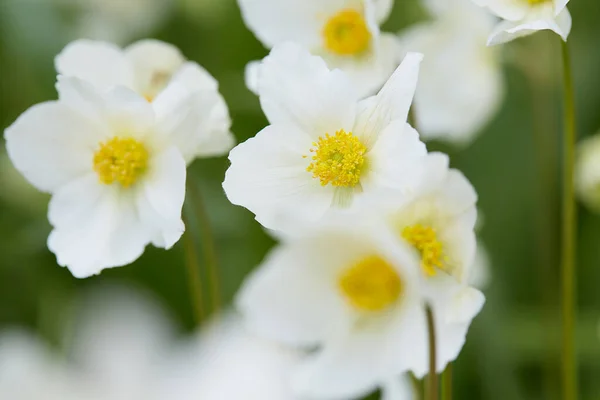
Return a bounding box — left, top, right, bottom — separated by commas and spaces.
425, 305, 438, 400
441, 364, 452, 400
560, 39, 577, 400
188, 179, 222, 312
182, 209, 204, 325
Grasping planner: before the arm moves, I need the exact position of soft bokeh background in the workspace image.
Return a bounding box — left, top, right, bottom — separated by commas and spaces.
1, 0, 600, 398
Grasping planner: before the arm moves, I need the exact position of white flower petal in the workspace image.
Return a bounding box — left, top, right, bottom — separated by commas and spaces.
487, 7, 572, 45
472, 0, 528, 21
372, 0, 394, 23
257, 43, 358, 138
55, 39, 133, 89
101, 86, 156, 138
136, 147, 186, 249
169, 61, 219, 92
223, 124, 334, 231
244, 60, 261, 95
4, 101, 105, 193
553, 0, 570, 16
353, 52, 422, 145
381, 376, 416, 400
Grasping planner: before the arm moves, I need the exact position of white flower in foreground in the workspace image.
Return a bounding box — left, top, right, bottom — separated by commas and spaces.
5, 77, 192, 277
239, 0, 400, 96
237, 221, 481, 399
56, 39, 234, 160
575, 134, 600, 213
472, 0, 572, 45
223, 43, 427, 232
398, 0, 503, 144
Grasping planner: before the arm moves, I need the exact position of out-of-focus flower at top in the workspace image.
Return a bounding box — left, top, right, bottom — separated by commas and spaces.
239, 0, 400, 96
55, 0, 173, 45
398, 0, 504, 145
223, 43, 427, 232
55, 39, 235, 161
4, 77, 191, 278
575, 133, 600, 213
471, 0, 571, 45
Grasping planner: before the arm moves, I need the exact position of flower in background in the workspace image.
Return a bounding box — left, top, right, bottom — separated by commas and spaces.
55, 39, 235, 161
398, 0, 503, 145
223, 43, 427, 232
575, 134, 600, 213
239, 0, 400, 96
472, 0, 572, 45
4, 77, 191, 277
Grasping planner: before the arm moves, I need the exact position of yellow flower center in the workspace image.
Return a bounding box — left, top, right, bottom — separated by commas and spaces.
306, 130, 367, 187
402, 224, 445, 277
93, 137, 149, 188
322, 9, 372, 56
527, 0, 549, 4
338, 255, 403, 312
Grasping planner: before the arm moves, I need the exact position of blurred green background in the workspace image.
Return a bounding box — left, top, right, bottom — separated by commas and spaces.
1, 0, 600, 398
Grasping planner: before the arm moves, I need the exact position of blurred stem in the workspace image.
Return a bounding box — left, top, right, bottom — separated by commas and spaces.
560, 40, 577, 400
188, 178, 222, 312
425, 305, 438, 400
182, 208, 204, 325
441, 364, 452, 400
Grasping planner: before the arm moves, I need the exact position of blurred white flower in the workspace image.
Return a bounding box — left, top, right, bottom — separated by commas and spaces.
223, 43, 427, 232
472, 0, 572, 45
56, 39, 235, 160
239, 0, 400, 96
56, 0, 174, 45
398, 0, 504, 144
575, 134, 600, 213
4, 77, 190, 277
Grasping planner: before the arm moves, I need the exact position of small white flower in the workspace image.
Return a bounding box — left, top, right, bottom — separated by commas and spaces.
223, 43, 427, 232
472, 0, 572, 45
237, 220, 482, 399
55, 39, 235, 161
5, 77, 192, 277
398, 0, 504, 144
239, 0, 400, 96
575, 134, 600, 213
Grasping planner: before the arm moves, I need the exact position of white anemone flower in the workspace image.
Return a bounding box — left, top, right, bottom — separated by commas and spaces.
398, 0, 503, 145
4, 77, 193, 277
55, 39, 234, 160
472, 0, 572, 45
237, 221, 482, 399
575, 134, 600, 213
239, 0, 400, 96
223, 43, 427, 232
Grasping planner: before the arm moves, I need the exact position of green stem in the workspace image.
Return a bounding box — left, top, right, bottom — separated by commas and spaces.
425, 305, 438, 400
182, 208, 204, 325
560, 39, 577, 400
188, 179, 222, 312
441, 364, 452, 400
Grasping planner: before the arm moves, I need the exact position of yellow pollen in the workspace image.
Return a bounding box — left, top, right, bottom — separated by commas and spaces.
402, 224, 445, 277
305, 129, 366, 187
93, 137, 149, 188
322, 9, 372, 56
338, 255, 403, 312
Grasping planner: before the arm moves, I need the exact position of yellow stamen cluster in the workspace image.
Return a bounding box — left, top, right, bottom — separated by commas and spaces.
402, 224, 445, 277
306, 130, 366, 187
338, 255, 403, 312
93, 137, 149, 188
322, 9, 371, 56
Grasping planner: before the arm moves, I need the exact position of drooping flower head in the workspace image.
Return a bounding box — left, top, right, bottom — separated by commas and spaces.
472, 0, 572, 45
55, 39, 235, 162
239, 0, 399, 96
223, 43, 427, 232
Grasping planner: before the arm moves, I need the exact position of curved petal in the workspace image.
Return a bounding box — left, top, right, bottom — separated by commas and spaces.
257, 43, 358, 139
244, 60, 261, 95
55, 39, 133, 89
136, 147, 186, 249
472, 0, 528, 21
4, 101, 106, 193
487, 8, 571, 45
381, 376, 416, 400
47, 174, 149, 278
371, 0, 394, 23
169, 61, 219, 92
554, 0, 570, 15
223, 124, 334, 231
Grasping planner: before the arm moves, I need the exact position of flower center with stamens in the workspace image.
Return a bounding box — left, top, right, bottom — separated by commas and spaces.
306, 129, 366, 187
402, 224, 445, 277
338, 255, 403, 312
93, 137, 149, 188
322, 9, 372, 56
